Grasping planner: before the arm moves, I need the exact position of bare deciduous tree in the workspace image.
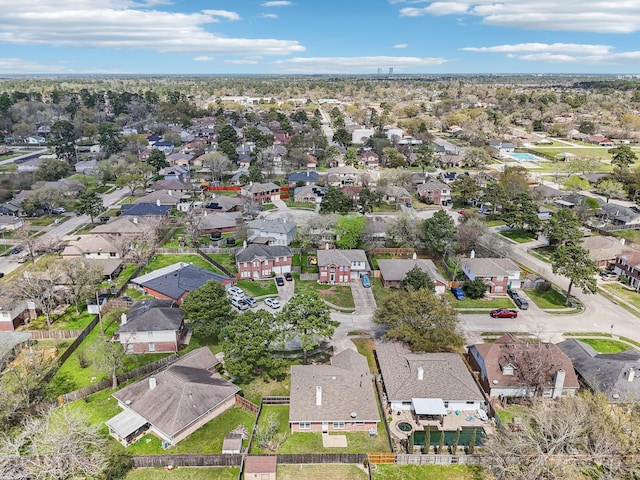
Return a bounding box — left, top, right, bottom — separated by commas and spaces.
60, 258, 104, 314
203, 152, 232, 183
255, 413, 287, 452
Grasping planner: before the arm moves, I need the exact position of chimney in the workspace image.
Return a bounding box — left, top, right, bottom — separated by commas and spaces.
168, 190, 173, 196
149, 377, 157, 390
552, 369, 566, 399
156, 199, 161, 207
417, 366, 424, 380
316, 386, 322, 406
470, 249, 476, 259
133, 217, 138, 224
325, 243, 329, 250
629, 367, 635, 382
120, 313, 127, 325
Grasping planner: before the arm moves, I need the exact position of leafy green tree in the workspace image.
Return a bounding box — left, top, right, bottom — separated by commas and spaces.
115, 173, 145, 196
464, 146, 491, 169
147, 149, 168, 172
319, 186, 352, 215
75, 190, 104, 223
596, 179, 625, 203
542, 208, 582, 247
98, 122, 124, 156
480, 182, 507, 212
502, 192, 541, 232
383, 147, 406, 168
248, 164, 264, 183
415, 144, 434, 178
373, 288, 464, 352
343, 147, 358, 166
357, 186, 378, 213
334, 215, 366, 249
608, 145, 637, 168
500, 166, 530, 200
332, 128, 350, 147
50, 120, 77, 162
386, 213, 419, 248
422, 210, 457, 257
221, 310, 287, 382
551, 245, 599, 305
452, 175, 480, 204
400, 265, 434, 292
563, 175, 590, 193
279, 293, 338, 364
181, 281, 234, 339
35, 158, 72, 181
462, 279, 488, 299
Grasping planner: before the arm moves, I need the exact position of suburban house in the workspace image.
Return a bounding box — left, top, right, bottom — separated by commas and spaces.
461, 257, 522, 294
0, 296, 30, 331
152, 140, 174, 154
377, 258, 448, 293
115, 299, 187, 354
235, 244, 293, 279
287, 171, 320, 187
289, 349, 380, 433
351, 128, 375, 144
240, 182, 281, 204
375, 340, 485, 417
159, 165, 189, 181
134, 190, 185, 207
0, 214, 24, 231
382, 185, 413, 205
130, 262, 234, 304
204, 196, 244, 213
90, 216, 158, 237
358, 150, 380, 169
558, 338, 640, 402
613, 251, 640, 289
416, 178, 452, 205
488, 141, 515, 157
293, 185, 326, 204
107, 347, 240, 446
152, 179, 191, 192
598, 203, 640, 226
199, 212, 242, 235
247, 218, 296, 246
120, 203, 172, 217
467, 334, 579, 399
581, 236, 627, 268
586, 135, 614, 147
326, 166, 361, 187
317, 249, 369, 285
74, 159, 97, 175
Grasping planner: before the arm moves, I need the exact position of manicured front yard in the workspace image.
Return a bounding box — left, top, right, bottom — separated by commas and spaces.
237, 279, 278, 297
294, 275, 355, 309
499, 228, 537, 243
599, 283, 640, 310
523, 287, 567, 309
372, 465, 486, 480
575, 338, 632, 354
453, 296, 514, 309
278, 464, 368, 480
126, 468, 239, 480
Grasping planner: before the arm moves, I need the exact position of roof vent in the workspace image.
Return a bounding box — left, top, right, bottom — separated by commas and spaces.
125, 400, 131, 405
351, 412, 357, 418
492, 380, 499, 385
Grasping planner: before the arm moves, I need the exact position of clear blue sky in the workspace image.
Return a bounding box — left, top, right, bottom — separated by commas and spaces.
1, 0, 639, 75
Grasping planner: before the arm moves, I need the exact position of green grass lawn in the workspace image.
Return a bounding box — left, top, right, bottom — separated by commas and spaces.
262, 203, 276, 211
499, 229, 537, 243
453, 296, 514, 309
372, 465, 486, 480
300, 253, 319, 274
352, 337, 378, 373
142, 254, 217, 275
23, 308, 96, 331
285, 200, 316, 209
126, 468, 239, 480
207, 253, 238, 274
278, 465, 368, 480
28, 216, 61, 227
294, 275, 355, 309
252, 406, 389, 454
599, 283, 640, 310
372, 203, 399, 213
575, 338, 632, 354
610, 229, 640, 244
109, 264, 139, 289
237, 279, 278, 297
523, 288, 567, 309
370, 276, 391, 306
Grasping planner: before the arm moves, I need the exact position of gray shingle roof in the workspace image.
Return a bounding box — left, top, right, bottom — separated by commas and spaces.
248, 218, 296, 235
241, 182, 280, 194
316, 249, 368, 268
112, 347, 239, 439
120, 203, 171, 217
377, 259, 446, 284
117, 299, 183, 333
235, 244, 292, 263
289, 349, 380, 423
375, 340, 484, 403
462, 257, 520, 277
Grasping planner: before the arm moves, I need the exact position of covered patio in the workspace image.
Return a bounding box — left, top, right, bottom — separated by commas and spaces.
106, 409, 149, 446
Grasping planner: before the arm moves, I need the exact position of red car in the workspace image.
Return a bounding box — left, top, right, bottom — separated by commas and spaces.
490, 308, 518, 318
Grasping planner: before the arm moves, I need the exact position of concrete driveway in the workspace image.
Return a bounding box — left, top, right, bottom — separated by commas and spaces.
350, 277, 377, 314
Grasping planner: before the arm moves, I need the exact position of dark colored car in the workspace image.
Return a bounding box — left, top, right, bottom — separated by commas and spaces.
490, 308, 518, 318
451, 287, 466, 300
284, 272, 293, 281
507, 289, 520, 300
11, 246, 23, 255
275, 276, 285, 286
514, 297, 529, 310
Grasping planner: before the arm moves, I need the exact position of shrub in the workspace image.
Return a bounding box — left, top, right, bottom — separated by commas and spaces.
462, 279, 488, 299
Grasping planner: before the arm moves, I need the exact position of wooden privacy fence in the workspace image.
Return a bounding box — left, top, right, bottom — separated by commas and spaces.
368, 453, 395, 464
235, 394, 259, 413
132, 454, 243, 468
23, 329, 83, 340
261, 396, 290, 405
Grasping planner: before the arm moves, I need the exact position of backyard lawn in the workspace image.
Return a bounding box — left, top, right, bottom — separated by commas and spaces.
142, 254, 224, 276
523, 288, 567, 309
352, 337, 378, 373
110, 264, 139, 289
126, 468, 239, 480
611, 229, 640, 244
294, 274, 355, 309
207, 253, 238, 274
278, 465, 368, 480
372, 465, 486, 480
499, 229, 537, 243
22, 308, 96, 331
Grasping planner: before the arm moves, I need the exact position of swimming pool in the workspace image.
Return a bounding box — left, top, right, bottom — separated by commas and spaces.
509, 152, 541, 162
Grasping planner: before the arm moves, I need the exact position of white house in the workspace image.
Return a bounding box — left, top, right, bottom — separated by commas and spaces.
247, 218, 297, 246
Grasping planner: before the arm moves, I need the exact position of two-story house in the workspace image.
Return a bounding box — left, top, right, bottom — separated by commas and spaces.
247, 218, 297, 246
317, 249, 369, 285
240, 182, 281, 204
614, 251, 640, 289
236, 244, 293, 279
326, 166, 361, 187
461, 257, 522, 294
416, 177, 452, 205
358, 151, 380, 169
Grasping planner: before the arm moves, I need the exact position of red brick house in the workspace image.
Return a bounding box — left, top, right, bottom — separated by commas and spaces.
240, 182, 281, 204
236, 244, 293, 279
461, 257, 522, 294
613, 251, 640, 289
317, 249, 369, 285
358, 151, 380, 169
416, 177, 452, 205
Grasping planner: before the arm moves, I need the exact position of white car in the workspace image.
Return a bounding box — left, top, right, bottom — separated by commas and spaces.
231, 296, 249, 310
227, 286, 244, 298
264, 298, 281, 309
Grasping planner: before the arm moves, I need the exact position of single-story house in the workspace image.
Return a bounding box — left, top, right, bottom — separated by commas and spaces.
467, 333, 579, 399
0, 297, 30, 331
288, 171, 320, 187
236, 244, 293, 279
375, 340, 485, 416
558, 338, 640, 403
289, 349, 380, 433
461, 257, 522, 294
107, 347, 240, 446
90, 216, 157, 237
204, 196, 244, 213
131, 262, 234, 304
0, 214, 23, 231
247, 218, 296, 246
120, 203, 172, 217
317, 249, 369, 285
294, 185, 326, 204
598, 203, 640, 226
377, 258, 448, 293
151, 179, 191, 193
134, 190, 185, 207
115, 299, 187, 354
382, 186, 412, 205
61, 234, 119, 259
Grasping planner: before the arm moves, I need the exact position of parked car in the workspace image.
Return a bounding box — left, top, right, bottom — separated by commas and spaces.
514, 297, 529, 310
98, 216, 111, 223
51, 207, 66, 214
265, 298, 281, 309
405, 202, 412, 208
227, 286, 244, 298
507, 289, 520, 300
275, 277, 285, 286
284, 272, 293, 281
244, 297, 257, 307
231, 296, 249, 311
361, 274, 371, 288
451, 287, 466, 300
490, 308, 518, 318
600, 270, 618, 280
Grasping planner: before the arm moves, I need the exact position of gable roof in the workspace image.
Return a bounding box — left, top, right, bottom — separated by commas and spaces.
235, 244, 292, 263
205, 196, 244, 212
134, 190, 185, 206
288, 171, 320, 184
62, 234, 117, 256
112, 347, 239, 439
462, 257, 521, 277
417, 177, 449, 193
289, 349, 380, 423
375, 340, 484, 403
241, 182, 280, 194
248, 218, 296, 235
377, 258, 447, 284
152, 179, 190, 191
131, 262, 232, 300
90, 216, 156, 235
117, 299, 183, 333
581, 236, 627, 262
200, 212, 241, 230
316, 249, 368, 268
121, 203, 172, 217
558, 339, 640, 402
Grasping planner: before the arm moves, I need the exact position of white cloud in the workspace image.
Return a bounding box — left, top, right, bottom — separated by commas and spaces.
462, 42, 640, 65
261, 1, 292, 6
395, 1, 640, 34
393, 43, 408, 49
0, 57, 72, 73
193, 56, 216, 62
274, 55, 449, 73
0, 1, 304, 56
225, 58, 261, 64
261, 13, 279, 19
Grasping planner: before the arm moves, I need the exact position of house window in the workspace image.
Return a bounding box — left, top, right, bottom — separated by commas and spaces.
333, 422, 345, 429
355, 421, 365, 425
443, 402, 449, 408
299, 422, 311, 430
110, 252, 116, 257
495, 286, 504, 293
148, 343, 155, 352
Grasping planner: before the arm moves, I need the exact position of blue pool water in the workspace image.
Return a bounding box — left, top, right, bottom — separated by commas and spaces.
509, 152, 541, 162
